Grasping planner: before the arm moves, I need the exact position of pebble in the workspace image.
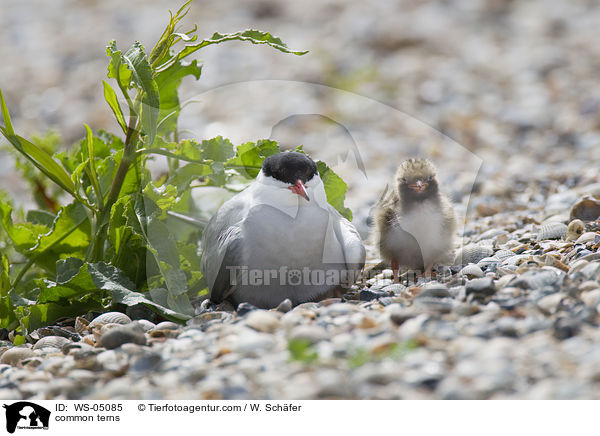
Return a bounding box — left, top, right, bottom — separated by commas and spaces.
100, 324, 147, 349
245, 311, 281, 333
465, 278, 496, 298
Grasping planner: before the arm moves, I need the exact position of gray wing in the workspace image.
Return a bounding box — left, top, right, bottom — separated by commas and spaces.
329, 206, 366, 272
200, 198, 247, 304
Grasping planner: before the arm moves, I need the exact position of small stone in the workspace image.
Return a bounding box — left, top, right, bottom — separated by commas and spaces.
536, 293, 565, 314
553, 317, 581, 340
465, 278, 497, 297
236, 302, 259, 316
581, 289, 600, 307
381, 284, 407, 294
360, 289, 388, 301
288, 325, 328, 344
276, 299, 293, 313
245, 310, 281, 333
388, 306, 418, 325
100, 324, 147, 349
453, 302, 480, 316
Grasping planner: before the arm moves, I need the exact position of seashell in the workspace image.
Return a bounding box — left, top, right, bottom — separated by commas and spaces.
570, 196, 600, 221
33, 336, 71, 350
0, 347, 35, 366
476, 229, 507, 242
459, 263, 484, 278
82, 334, 96, 346
152, 321, 180, 331
494, 249, 514, 261
74, 316, 90, 333
566, 219, 585, 241
537, 222, 567, 241
89, 312, 132, 327
132, 319, 156, 332
187, 311, 234, 330
576, 232, 599, 245
453, 244, 494, 265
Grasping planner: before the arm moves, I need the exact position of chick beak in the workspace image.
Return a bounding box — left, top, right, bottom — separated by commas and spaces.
408, 180, 428, 193
289, 179, 310, 201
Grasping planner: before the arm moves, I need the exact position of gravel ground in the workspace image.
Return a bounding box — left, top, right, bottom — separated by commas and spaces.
2, 0, 600, 399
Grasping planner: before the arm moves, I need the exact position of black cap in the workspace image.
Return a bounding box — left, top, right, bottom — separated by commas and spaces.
262, 152, 318, 184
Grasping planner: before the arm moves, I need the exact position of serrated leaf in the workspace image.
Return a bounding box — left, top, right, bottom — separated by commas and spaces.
167, 163, 212, 193
106, 40, 132, 89
26, 210, 56, 228
200, 136, 235, 162
26, 202, 91, 272
316, 161, 352, 221
17, 299, 104, 332
157, 29, 308, 72
226, 139, 279, 178
37, 258, 97, 303
89, 262, 190, 321
123, 42, 160, 147
102, 81, 127, 134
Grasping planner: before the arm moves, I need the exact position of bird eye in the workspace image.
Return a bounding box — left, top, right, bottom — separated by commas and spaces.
401, 177, 407, 183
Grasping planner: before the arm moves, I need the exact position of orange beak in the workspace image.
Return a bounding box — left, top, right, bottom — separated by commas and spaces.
408, 180, 428, 192
289, 179, 310, 201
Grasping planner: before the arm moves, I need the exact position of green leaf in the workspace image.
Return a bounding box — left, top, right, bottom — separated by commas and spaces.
0, 201, 50, 253
0, 126, 76, 198
157, 29, 308, 72
226, 139, 279, 178
26, 210, 56, 227
84, 124, 104, 208
89, 262, 190, 322
167, 163, 212, 193
106, 40, 133, 90
200, 136, 235, 162
0, 88, 14, 135
149, 0, 194, 67
102, 81, 127, 134
288, 339, 318, 363
123, 42, 160, 147
37, 258, 97, 303
17, 299, 104, 332
316, 161, 352, 221
154, 59, 202, 139
26, 202, 91, 272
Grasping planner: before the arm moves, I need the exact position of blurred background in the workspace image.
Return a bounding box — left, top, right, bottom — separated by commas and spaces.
1, 0, 600, 235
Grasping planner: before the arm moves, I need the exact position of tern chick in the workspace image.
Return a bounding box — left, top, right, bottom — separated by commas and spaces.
201, 151, 365, 309
374, 158, 456, 281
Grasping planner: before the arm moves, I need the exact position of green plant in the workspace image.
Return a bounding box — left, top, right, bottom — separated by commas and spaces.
0, 1, 352, 336
288, 339, 319, 364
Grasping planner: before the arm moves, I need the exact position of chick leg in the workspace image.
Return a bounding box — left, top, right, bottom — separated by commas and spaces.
392, 259, 399, 284
424, 263, 434, 278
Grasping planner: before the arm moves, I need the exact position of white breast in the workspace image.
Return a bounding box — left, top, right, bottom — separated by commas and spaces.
399, 200, 444, 265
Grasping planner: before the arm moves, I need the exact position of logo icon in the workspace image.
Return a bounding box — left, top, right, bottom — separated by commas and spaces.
3, 402, 50, 433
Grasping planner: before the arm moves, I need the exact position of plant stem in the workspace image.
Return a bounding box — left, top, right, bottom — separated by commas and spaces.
90, 98, 140, 262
